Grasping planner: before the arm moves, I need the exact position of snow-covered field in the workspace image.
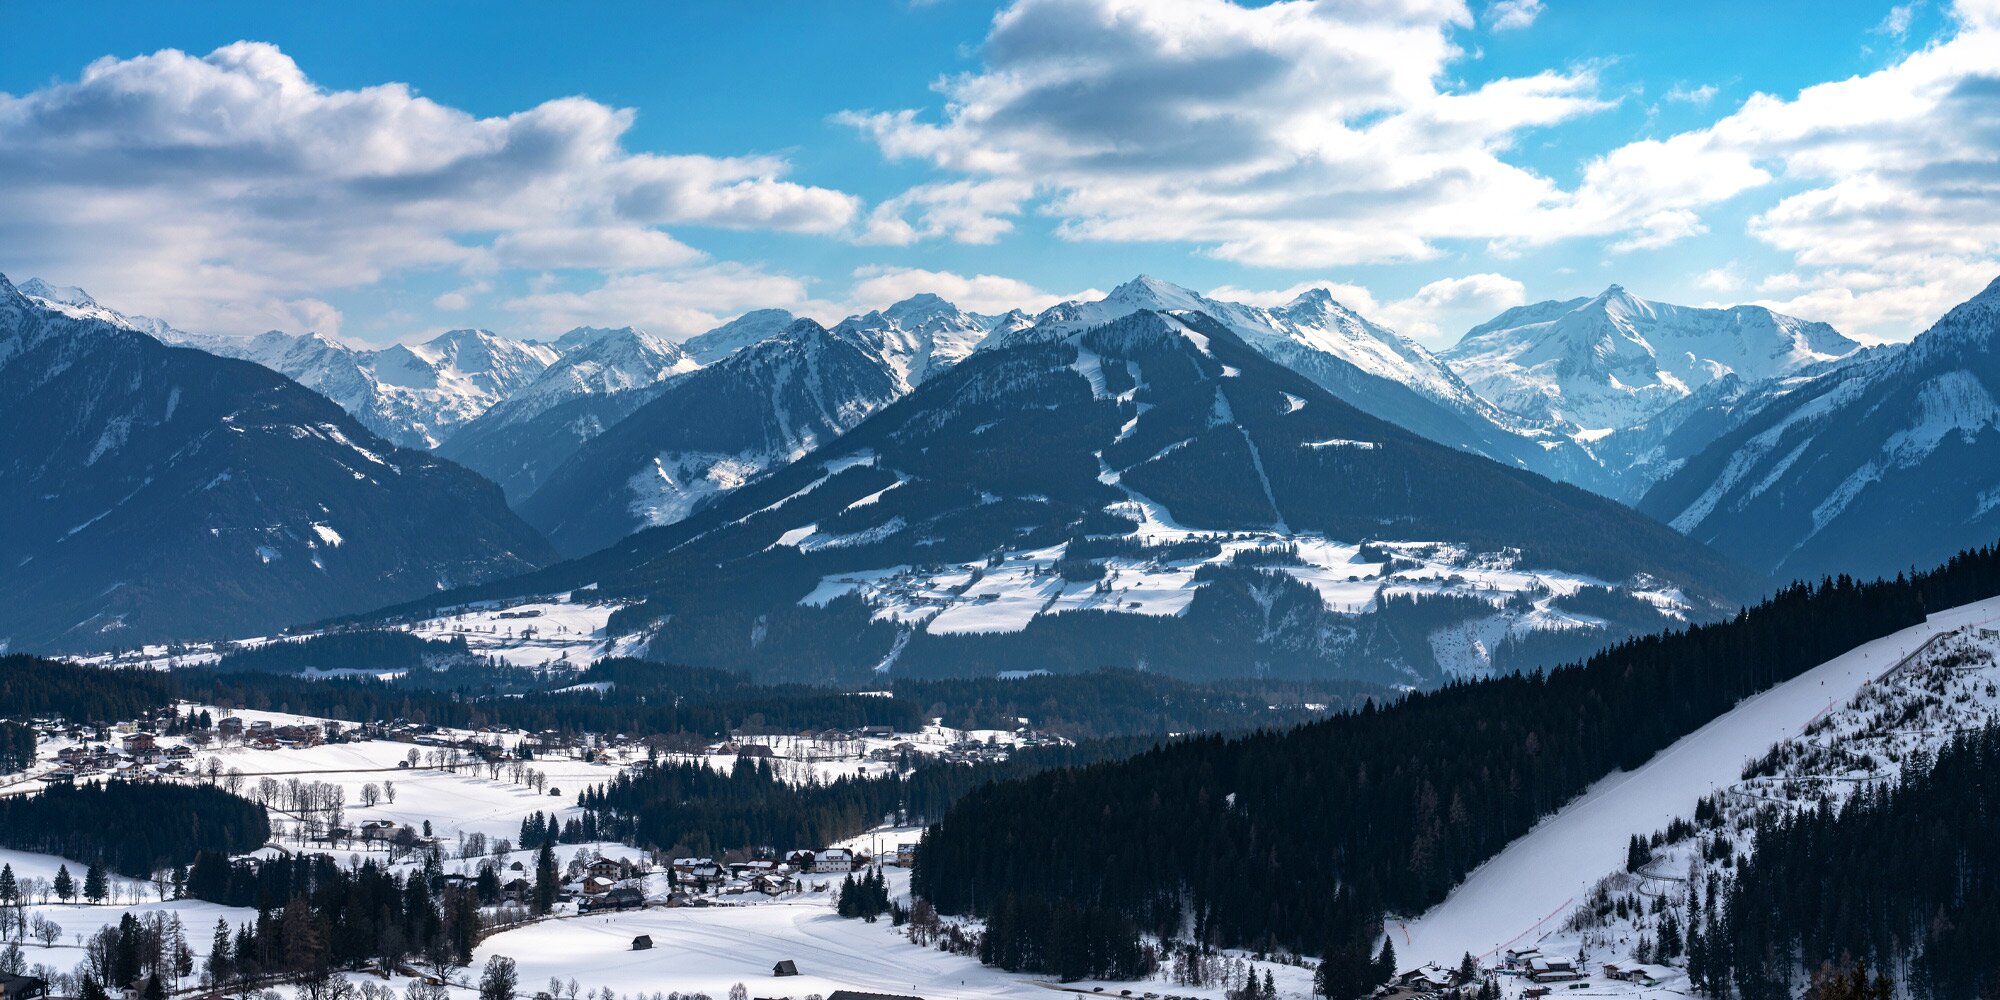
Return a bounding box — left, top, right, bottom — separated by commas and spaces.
75, 591, 638, 671
800, 531, 1684, 675
1394, 594, 2000, 972
469, 866, 1316, 1000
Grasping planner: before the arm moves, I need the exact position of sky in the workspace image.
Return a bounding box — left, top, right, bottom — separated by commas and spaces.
1, 0, 1997, 348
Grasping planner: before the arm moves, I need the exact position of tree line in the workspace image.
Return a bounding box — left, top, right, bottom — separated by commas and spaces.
911, 541, 2000, 986
1717, 725, 2000, 1000
0, 782, 269, 878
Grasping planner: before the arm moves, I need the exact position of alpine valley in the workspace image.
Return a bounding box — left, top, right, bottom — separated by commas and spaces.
21, 269, 2000, 687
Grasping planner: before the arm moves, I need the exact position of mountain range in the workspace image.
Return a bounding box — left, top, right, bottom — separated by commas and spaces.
1639, 277, 2000, 581
17, 266, 2000, 676
360, 307, 1752, 684
0, 274, 554, 650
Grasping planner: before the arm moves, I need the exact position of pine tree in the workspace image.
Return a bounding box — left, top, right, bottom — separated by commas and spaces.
53, 864, 74, 902
1372, 938, 1397, 983
532, 840, 558, 915
84, 860, 108, 903
206, 919, 233, 989
0, 863, 15, 904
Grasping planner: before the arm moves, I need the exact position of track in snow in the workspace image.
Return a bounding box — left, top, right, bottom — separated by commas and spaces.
1394, 594, 2000, 966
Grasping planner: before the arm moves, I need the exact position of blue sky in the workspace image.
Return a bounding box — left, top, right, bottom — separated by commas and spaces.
2, 0, 1994, 347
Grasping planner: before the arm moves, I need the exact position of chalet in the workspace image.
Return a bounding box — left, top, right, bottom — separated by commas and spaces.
809, 848, 854, 874
581, 876, 615, 895
771, 961, 798, 978
122, 733, 156, 754
1603, 964, 1673, 986
893, 843, 918, 867
1527, 957, 1582, 983
585, 858, 624, 879
0, 973, 49, 1000
217, 717, 245, 737
751, 873, 798, 896
1522, 989, 1550, 1000
360, 820, 398, 842
165, 745, 195, 761
735, 744, 775, 759
501, 878, 532, 903
680, 863, 725, 891
631, 935, 652, 952
1396, 967, 1452, 991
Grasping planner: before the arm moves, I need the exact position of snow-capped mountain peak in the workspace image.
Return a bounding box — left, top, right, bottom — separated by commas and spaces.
836, 293, 992, 389
16, 277, 99, 310
1444, 286, 1862, 434
680, 308, 799, 364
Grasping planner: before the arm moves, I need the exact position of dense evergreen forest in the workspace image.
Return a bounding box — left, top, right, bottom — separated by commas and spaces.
0, 782, 269, 877
912, 542, 2000, 985
572, 739, 1161, 858
0, 655, 177, 722
1717, 726, 2000, 1000
0, 720, 34, 772
187, 658, 924, 739
212, 630, 476, 674
891, 670, 1374, 738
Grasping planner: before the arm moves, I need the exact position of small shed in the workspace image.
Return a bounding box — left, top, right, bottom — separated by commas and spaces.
631, 936, 653, 952
772, 961, 799, 978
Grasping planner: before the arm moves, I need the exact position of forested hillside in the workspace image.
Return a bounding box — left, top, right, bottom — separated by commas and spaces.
1719, 726, 2000, 1000
911, 543, 2000, 981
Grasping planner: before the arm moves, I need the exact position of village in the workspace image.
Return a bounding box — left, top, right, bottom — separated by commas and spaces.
0, 696, 1720, 1000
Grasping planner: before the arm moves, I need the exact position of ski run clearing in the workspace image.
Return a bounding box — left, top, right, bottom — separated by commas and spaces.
1394, 593, 2000, 976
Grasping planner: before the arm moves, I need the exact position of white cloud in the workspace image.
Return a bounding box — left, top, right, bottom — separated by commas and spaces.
1211, 272, 1524, 343
0, 42, 859, 336
1694, 263, 1744, 293
1486, 0, 1545, 31
857, 179, 1036, 245
1585, 0, 2000, 337
503, 264, 842, 338
1666, 82, 1719, 105
842, 0, 1617, 268
847, 266, 1084, 315
1875, 2, 1921, 38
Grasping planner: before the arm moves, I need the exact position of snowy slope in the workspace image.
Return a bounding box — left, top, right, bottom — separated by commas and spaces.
1445, 287, 1859, 436
1392, 594, 2000, 966
989, 277, 1598, 489
0, 272, 557, 651
1639, 276, 2000, 581
833, 293, 994, 390
374, 308, 1750, 685
679, 308, 799, 364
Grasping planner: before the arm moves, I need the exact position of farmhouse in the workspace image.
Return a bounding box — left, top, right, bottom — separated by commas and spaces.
0, 974, 49, 1000
810, 848, 855, 873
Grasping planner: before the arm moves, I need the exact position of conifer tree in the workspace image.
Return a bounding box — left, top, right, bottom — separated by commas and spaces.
84, 859, 108, 903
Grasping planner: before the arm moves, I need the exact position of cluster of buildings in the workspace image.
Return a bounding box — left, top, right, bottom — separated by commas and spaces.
566, 844, 903, 914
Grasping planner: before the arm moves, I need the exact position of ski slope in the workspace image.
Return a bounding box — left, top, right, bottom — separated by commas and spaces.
1394, 594, 2000, 966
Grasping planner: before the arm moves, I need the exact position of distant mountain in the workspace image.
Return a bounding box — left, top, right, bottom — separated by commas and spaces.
0, 273, 555, 650
516, 295, 1017, 556
680, 308, 799, 364
436, 327, 697, 499
221, 327, 562, 449
1640, 277, 2000, 581
516, 317, 905, 556
370, 308, 1753, 686
1446, 286, 1860, 436
991, 276, 1600, 490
